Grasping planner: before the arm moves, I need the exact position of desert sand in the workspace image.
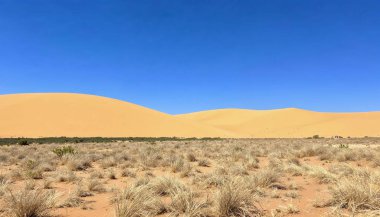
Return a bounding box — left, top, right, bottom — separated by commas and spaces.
1, 93, 380, 138
0, 93, 233, 138
177, 108, 380, 138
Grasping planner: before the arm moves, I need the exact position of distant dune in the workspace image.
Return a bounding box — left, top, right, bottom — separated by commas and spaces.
177, 108, 380, 138
1, 93, 379, 138
0, 93, 233, 138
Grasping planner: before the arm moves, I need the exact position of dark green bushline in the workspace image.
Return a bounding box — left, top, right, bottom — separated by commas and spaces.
0, 136, 222, 145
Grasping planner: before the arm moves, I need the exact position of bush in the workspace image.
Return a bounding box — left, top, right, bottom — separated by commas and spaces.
114, 185, 165, 217
215, 177, 262, 217
339, 144, 349, 149
4, 188, 58, 217
168, 184, 209, 216
328, 170, 380, 211
52, 146, 75, 158
18, 140, 29, 146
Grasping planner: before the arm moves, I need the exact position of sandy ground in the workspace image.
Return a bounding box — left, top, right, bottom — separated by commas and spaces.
1, 138, 380, 217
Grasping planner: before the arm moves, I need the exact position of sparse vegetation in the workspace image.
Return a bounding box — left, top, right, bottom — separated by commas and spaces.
52, 146, 75, 158
0, 138, 379, 216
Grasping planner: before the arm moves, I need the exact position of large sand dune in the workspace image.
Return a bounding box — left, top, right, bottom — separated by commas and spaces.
177, 108, 380, 138
0, 93, 233, 138
1, 93, 379, 138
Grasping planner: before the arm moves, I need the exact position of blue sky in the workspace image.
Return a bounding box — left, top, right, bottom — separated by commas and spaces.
0, 0, 379, 114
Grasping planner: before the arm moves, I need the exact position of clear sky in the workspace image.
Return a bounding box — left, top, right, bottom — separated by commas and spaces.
0, 1, 379, 114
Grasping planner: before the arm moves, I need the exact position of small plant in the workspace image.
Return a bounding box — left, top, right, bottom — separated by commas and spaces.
169, 185, 209, 216
198, 159, 210, 167
215, 177, 262, 217
52, 146, 75, 158
186, 153, 197, 162
87, 179, 106, 193
114, 185, 165, 217
121, 169, 136, 178
327, 170, 380, 212
4, 188, 58, 217
18, 140, 29, 146
339, 144, 349, 149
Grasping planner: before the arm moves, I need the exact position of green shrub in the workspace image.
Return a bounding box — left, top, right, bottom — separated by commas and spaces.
52, 146, 76, 158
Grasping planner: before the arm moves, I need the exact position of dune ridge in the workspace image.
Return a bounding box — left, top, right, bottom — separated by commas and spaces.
0, 93, 234, 138
177, 108, 380, 138
1, 93, 380, 138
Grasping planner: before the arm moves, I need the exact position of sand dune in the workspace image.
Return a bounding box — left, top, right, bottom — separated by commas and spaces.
177, 108, 380, 138
0, 93, 234, 138
1, 93, 379, 138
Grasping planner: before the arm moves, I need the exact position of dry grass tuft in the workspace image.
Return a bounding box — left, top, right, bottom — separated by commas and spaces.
327, 170, 380, 212
114, 185, 165, 217
252, 168, 281, 188
4, 188, 58, 217
215, 177, 262, 217
168, 182, 209, 216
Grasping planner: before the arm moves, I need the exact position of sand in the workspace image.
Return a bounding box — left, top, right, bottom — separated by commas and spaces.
1, 93, 380, 138
0, 93, 233, 138
177, 108, 380, 138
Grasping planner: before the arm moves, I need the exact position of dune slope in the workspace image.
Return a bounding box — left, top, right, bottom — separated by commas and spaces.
0, 93, 234, 138
1, 93, 379, 138
177, 108, 380, 138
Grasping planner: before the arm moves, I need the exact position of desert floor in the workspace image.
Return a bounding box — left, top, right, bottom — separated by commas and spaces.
1, 138, 380, 217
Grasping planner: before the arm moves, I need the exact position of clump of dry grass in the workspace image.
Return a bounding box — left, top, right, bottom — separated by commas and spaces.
114, 185, 165, 217
4, 188, 58, 217
285, 191, 299, 199
180, 163, 193, 178
336, 150, 359, 162
59, 195, 84, 208
308, 166, 337, 184
89, 170, 104, 179
245, 156, 260, 170
149, 177, 186, 196
193, 172, 226, 187
121, 169, 136, 178
215, 177, 262, 217
0, 175, 9, 196
198, 159, 211, 167
169, 185, 209, 217
73, 183, 93, 197
107, 169, 117, 179
55, 170, 78, 182
328, 163, 355, 177
187, 152, 197, 162
327, 170, 380, 212
25, 168, 43, 180
101, 156, 117, 168
371, 154, 380, 168
66, 156, 92, 171
42, 178, 53, 189
171, 158, 185, 173
86, 179, 106, 193
252, 168, 281, 188
279, 204, 300, 214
